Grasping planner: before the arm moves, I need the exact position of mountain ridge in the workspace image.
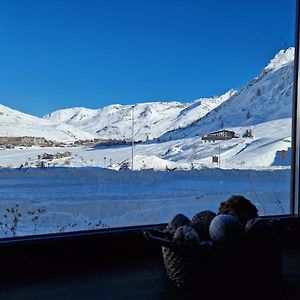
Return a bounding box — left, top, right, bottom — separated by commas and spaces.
0, 47, 294, 143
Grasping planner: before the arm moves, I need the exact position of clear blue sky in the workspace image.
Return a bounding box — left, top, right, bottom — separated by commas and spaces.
0, 0, 296, 116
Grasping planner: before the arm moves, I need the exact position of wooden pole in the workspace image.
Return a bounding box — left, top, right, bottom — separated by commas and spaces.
219, 142, 221, 168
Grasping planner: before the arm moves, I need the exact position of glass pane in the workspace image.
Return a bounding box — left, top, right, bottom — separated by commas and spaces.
0, 0, 296, 237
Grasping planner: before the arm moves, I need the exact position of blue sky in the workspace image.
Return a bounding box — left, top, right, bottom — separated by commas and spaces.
0, 0, 296, 116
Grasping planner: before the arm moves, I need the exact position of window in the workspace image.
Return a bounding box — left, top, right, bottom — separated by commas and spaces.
291, 0, 300, 215
0, 0, 297, 238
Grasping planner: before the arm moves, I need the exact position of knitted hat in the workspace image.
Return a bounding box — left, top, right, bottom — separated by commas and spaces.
191, 210, 216, 240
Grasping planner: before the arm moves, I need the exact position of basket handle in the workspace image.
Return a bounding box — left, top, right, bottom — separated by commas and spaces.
143, 230, 175, 248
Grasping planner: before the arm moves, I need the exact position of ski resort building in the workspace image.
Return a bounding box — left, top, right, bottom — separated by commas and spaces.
38, 153, 54, 160
38, 151, 71, 160
201, 130, 239, 142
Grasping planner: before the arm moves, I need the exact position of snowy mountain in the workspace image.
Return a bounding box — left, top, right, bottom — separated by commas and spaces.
43, 90, 235, 142
159, 47, 294, 141
0, 104, 95, 142
0, 48, 294, 154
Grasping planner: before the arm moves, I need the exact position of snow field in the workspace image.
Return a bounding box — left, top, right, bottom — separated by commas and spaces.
0, 168, 290, 237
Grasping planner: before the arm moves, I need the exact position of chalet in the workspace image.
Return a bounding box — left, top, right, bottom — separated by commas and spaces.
38, 153, 54, 160
38, 151, 71, 160
53, 151, 71, 159
202, 130, 239, 142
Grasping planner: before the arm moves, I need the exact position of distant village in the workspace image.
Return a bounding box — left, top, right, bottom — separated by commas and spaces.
0, 136, 132, 150
0, 130, 254, 150
0, 136, 137, 168
0, 136, 65, 149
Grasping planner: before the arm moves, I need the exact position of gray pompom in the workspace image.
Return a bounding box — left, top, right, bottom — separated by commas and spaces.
209, 214, 243, 245
173, 225, 199, 246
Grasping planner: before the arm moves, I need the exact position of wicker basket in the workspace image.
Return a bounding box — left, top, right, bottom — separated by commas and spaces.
144, 229, 212, 288
161, 245, 199, 288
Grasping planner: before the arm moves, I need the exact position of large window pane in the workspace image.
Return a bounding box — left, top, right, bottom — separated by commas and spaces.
0, 0, 296, 237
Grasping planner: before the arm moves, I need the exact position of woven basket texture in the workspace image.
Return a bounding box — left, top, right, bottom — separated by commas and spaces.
161, 245, 200, 288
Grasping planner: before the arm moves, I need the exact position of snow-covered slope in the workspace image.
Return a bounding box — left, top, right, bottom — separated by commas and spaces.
160, 47, 294, 141
44, 90, 234, 142
110, 154, 191, 171
157, 118, 292, 169
0, 104, 95, 142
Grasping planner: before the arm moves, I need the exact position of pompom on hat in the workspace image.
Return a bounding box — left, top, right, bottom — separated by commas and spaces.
209, 214, 243, 246
218, 195, 258, 225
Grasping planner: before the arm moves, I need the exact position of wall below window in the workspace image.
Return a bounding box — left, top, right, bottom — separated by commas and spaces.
0, 218, 299, 299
